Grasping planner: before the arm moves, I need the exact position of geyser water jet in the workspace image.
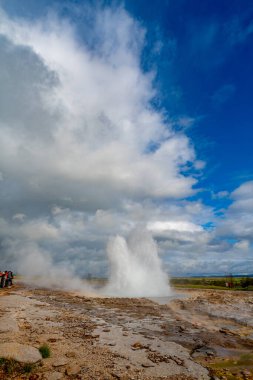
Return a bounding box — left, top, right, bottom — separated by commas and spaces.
103, 228, 171, 297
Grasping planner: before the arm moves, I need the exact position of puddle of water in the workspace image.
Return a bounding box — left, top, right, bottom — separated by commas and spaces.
213, 346, 247, 358
148, 293, 187, 305
219, 324, 239, 331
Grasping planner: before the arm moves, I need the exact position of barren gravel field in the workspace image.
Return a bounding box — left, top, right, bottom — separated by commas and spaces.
0, 284, 252, 380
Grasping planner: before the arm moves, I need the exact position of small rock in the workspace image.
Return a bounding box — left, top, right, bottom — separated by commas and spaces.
219, 328, 229, 334
44, 371, 63, 380
111, 372, 121, 379
65, 351, 77, 358
65, 364, 81, 375
52, 357, 69, 367
191, 345, 216, 358
131, 342, 144, 350
142, 362, 155, 368
0, 342, 42, 363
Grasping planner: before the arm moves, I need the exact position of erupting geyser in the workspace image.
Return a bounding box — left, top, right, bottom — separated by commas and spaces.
103, 228, 171, 297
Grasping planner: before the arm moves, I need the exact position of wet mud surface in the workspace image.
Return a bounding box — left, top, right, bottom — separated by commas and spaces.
0, 284, 252, 379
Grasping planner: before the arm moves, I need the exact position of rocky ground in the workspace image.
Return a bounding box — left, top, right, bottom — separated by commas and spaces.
0, 284, 252, 380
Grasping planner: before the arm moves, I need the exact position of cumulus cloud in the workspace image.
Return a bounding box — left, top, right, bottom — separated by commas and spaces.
146, 180, 253, 276
148, 220, 203, 233
234, 240, 250, 251
231, 181, 253, 210
0, 6, 198, 213
0, 4, 205, 279
0, 3, 251, 280
217, 181, 253, 241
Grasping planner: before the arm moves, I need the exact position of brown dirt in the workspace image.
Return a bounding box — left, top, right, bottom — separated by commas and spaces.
0, 284, 252, 379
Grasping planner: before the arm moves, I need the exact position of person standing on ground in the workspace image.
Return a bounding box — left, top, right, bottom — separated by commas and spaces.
7, 271, 13, 287
0, 271, 6, 288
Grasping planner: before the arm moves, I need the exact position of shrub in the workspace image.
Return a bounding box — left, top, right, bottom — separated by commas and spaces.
0, 357, 36, 375
23, 363, 34, 373
39, 344, 51, 358
0, 358, 19, 374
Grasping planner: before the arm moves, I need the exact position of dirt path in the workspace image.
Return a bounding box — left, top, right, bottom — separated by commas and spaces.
0, 285, 252, 379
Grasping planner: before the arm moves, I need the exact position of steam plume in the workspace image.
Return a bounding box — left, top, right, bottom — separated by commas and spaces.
103, 228, 171, 297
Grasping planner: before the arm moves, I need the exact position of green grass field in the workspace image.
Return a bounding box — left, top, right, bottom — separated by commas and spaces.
171, 276, 253, 291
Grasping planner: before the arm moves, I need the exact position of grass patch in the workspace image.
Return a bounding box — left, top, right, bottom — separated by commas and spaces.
209, 353, 253, 369
207, 353, 253, 380
171, 276, 253, 290
39, 344, 51, 358
23, 362, 35, 373
0, 357, 36, 375
0, 358, 20, 374
174, 284, 229, 290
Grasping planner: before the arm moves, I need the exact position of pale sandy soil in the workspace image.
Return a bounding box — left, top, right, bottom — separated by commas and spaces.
0, 284, 253, 380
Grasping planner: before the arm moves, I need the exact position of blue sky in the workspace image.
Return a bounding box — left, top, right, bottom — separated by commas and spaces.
0, 0, 252, 277
129, 0, 253, 191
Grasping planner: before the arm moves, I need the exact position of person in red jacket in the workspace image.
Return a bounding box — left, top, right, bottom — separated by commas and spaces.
0, 271, 6, 288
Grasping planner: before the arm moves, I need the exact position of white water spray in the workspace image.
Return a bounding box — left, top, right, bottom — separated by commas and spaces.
103, 228, 171, 297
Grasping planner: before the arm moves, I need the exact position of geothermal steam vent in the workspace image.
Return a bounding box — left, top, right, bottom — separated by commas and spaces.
104, 229, 170, 297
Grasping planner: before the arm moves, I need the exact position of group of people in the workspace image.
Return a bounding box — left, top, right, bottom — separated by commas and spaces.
0, 270, 13, 288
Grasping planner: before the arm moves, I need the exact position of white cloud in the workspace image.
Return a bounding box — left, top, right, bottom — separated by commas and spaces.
230, 181, 253, 211
217, 181, 253, 241
0, 6, 198, 211
0, 4, 251, 278
146, 220, 207, 245
234, 240, 250, 251
147, 220, 203, 233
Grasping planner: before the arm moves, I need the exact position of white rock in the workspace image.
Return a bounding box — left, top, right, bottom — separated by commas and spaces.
0, 342, 42, 363
0, 314, 19, 332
